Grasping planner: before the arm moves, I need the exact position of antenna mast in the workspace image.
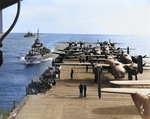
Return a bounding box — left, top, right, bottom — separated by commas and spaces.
37, 28, 39, 39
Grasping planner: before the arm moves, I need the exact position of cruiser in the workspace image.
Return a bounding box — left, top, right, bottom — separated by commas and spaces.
25, 38, 51, 64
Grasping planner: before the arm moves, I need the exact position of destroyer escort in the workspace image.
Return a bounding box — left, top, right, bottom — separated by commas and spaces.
25, 38, 51, 64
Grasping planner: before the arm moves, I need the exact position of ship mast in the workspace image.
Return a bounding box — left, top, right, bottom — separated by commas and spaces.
37, 28, 39, 40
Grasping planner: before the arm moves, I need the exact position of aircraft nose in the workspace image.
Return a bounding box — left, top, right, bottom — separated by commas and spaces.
119, 73, 125, 78
105, 50, 110, 54
127, 60, 132, 64
125, 57, 132, 64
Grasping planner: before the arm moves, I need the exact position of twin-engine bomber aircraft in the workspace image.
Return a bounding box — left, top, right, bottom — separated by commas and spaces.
54, 55, 144, 81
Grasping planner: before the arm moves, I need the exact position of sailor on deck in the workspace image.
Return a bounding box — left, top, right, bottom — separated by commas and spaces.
79, 82, 84, 98
70, 68, 74, 79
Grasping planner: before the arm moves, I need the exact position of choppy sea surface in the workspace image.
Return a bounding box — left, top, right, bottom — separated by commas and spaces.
0, 33, 150, 111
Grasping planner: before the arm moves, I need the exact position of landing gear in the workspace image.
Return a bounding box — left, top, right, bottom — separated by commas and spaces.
128, 72, 138, 80
94, 74, 98, 83
135, 75, 137, 80
128, 73, 132, 80
52, 79, 56, 85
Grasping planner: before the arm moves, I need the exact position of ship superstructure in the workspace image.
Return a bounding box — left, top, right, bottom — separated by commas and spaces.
25, 39, 51, 64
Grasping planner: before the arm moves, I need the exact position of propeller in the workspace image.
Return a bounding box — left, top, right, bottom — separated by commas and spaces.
132, 55, 149, 64
125, 55, 143, 80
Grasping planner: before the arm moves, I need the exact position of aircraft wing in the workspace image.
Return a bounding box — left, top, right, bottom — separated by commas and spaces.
69, 52, 85, 56
63, 58, 106, 62
54, 62, 111, 67
57, 49, 83, 53
90, 54, 106, 58
57, 49, 66, 52
101, 88, 147, 94
101, 88, 150, 119
52, 52, 65, 55
123, 63, 150, 71
110, 80, 150, 86
93, 63, 110, 68
122, 63, 137, 68
52, 52, 84, 56
54, 62, 92, 66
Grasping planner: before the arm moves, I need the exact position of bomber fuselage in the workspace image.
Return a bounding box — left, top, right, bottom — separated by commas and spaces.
105, 56, 126, 79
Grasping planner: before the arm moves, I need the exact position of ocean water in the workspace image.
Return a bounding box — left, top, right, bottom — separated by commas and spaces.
0, 33, 150, 111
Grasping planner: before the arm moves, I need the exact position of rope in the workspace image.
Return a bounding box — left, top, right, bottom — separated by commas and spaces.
49, 94, 68, 98
57, 83, 72, 87
0, 0, 21, 44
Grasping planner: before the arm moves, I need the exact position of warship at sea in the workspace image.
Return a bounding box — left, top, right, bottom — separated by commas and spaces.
24, 31, 35, 38
24, 38, 51, 64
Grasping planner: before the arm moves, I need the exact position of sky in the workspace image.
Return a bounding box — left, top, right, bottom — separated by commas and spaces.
2, 0, 150, 35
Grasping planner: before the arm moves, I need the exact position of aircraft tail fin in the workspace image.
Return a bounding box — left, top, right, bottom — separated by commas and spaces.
131, 93, 150, 119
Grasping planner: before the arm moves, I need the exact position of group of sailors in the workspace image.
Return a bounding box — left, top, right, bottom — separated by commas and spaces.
70, 68, 87, 98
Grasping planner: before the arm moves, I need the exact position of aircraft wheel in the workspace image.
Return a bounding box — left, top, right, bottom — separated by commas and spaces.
128, 73, 132, 80
94, 79, 97, 83
135, 75, 138, 80
47, 84, 52, 89
52, 79, 56, 85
